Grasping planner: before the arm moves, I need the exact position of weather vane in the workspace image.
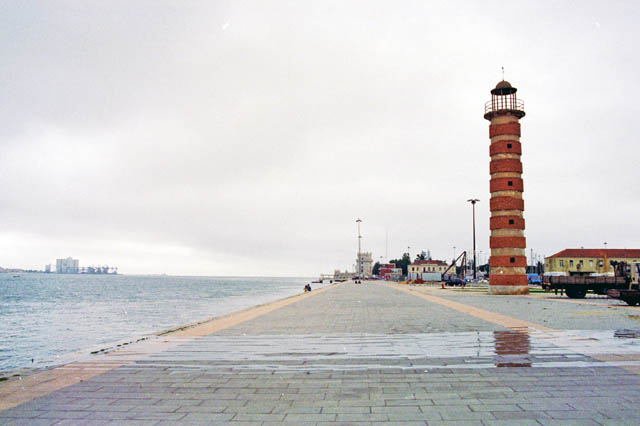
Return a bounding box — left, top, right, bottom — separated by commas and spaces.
501, 66, 505, 81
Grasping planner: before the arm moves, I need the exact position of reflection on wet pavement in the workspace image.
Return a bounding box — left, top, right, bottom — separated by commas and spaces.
126, 329, 640, 372
494, 331, 531, 367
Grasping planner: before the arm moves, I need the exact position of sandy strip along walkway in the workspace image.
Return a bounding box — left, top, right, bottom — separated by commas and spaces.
0, 281, 344, 411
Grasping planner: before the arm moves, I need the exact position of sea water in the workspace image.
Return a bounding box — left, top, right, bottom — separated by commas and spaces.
0, 273, 314, 372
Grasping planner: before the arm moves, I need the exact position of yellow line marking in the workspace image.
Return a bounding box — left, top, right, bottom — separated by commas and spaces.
0, 282, 343, 411
383, 282, 640, 375
384, 283, 555, 332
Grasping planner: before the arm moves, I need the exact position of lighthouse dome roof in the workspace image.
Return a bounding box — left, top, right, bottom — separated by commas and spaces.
491, 80, 517, 95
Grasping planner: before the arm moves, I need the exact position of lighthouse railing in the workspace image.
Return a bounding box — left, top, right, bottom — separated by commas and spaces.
484, 98, 525, 115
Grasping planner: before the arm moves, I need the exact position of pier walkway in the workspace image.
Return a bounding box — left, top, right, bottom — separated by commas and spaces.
2, 281, 640, 425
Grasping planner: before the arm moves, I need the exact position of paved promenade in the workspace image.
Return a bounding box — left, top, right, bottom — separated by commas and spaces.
2, 281, 640, 425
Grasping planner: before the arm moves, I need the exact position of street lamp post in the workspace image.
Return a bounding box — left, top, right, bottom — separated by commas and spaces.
467, 199, 480, 280
356, 218, 362, 278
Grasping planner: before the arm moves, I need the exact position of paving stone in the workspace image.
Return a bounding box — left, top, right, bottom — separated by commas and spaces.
263, 422, 316, 426
538, 421, 604, 426
178, 412, 235, 422
518, 402, 575, 411
386, 411, 442, 421
87, 403, 134, 412
432, 398, 480, 405
2, 419, 61, 426
321, 405, 371, 413
339, 399, 384, 407
84, 411, 138, 420
0, 409, 47, 419
271, 405, 319, 414
336, 413, 389, 421
374, 423, 426, 426
598, 408, 640, 419
371, 405, 422, 414
289, 399, 339, 408
482, 421, 540, 426
315, 422, 373, 426
283, 413, 337, 422
384, 399, 432, 406
231, 413, 286, 422
439, 410, 495, 421
469, 404, 522, 412
175, 405, 228, 413
36, 410, 91, 419
54, 420, 110, 426
491, 410, 551, 420
595, 421, 634, 426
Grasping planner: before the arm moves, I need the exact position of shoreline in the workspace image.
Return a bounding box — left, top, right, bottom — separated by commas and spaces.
0, 280, 343, 410
0, 275, 322, 375
155, 280, 343, 337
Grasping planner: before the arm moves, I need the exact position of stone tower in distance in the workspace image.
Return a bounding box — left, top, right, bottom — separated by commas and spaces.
484, 80, 528, 295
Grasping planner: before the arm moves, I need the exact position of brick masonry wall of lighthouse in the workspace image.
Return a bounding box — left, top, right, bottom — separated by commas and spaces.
488, 109, 528, 295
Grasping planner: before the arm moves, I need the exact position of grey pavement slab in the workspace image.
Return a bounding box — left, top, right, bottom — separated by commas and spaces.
2, 281, 640, 424
433, 290, 640, 331
216, 282, 506, 335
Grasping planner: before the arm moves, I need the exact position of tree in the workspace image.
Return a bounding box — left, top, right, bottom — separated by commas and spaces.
415, 250, 432, 262
389, 252, 412, 276
372, 261, 381, 275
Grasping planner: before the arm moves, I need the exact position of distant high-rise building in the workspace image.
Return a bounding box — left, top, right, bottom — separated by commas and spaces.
56, 257, 79, 274
44, 264, 52, 273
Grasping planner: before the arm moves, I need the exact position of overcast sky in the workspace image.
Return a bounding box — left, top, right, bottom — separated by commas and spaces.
1, 1, 639, 276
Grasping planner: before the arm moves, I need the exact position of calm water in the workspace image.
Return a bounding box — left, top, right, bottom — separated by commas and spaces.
0, 273, 315, 372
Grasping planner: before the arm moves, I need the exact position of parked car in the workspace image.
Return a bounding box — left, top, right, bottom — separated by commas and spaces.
527, 273, 542, 285
446, 276, 464, 286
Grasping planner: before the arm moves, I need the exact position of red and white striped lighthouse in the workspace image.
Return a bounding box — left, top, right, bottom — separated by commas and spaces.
484, 80, 528, 295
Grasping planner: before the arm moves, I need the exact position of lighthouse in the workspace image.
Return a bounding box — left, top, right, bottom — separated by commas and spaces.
484, 80, 528, 295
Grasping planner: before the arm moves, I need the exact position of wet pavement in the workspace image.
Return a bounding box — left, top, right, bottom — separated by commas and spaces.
432, 291, 640, 331
2, 281, 640, 425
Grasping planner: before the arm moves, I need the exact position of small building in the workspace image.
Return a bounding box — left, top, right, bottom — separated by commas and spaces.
378, 263, 402, 281
408, 259, 449, 281
545, 249, 640, 275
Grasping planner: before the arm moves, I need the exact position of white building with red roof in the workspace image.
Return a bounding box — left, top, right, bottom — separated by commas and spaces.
408, 259, 450, 281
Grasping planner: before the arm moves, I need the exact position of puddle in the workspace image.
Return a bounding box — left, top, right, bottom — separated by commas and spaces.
133, 329, 640, 371
493, 331, 531, 367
